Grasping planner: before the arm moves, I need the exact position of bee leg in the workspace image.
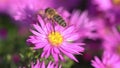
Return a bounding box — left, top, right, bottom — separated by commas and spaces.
45, 18, 55, 32
51, 20, 55, 33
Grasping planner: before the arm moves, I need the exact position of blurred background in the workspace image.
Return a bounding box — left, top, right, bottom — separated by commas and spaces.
0, 0, 120, 68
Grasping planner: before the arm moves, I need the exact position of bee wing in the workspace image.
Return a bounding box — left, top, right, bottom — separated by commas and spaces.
37, 9, 46, 18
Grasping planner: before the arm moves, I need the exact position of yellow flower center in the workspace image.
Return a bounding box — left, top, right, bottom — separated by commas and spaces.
112, 0, 120, 5
48, 32, 63, 46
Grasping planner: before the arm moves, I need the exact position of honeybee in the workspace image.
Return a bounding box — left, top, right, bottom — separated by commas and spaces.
39, 8, 67, 27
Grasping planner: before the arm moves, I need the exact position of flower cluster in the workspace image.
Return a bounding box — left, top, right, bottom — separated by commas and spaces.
92, 51, 120, 68
26, 6, 96, 67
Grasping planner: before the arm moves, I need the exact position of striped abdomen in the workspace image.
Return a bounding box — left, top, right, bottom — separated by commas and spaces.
53, 15, 66, 27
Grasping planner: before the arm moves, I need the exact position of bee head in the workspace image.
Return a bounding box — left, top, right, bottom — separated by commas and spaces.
45, 8, 56, 18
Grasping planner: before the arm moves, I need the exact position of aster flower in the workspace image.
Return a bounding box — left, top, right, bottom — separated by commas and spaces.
92, 0, 112, 11
91, 51, 120, 68
92, 0, 120, 11
103, 26, 120, 56
53, 8, 96, 39
31, 60, 61, 68
8, 0, 55, 25
7, 0, 81, 26
27, 15, 84, 62
92, 18, 120, 57
69, 10, 97, 39
91, 0, 120, 25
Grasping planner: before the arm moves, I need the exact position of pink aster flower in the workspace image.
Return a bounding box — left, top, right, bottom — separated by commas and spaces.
90, 17, 118, 40
92, 17, 120, 57
8, 0, 54, 25
31, 60, 61, 68
7, 0, 81, 26
52, 8, 96, 39
69, 10, 97, 39
27, 15, 84, 62
103, 26, 120, 56
90, 0, 120, 26
91, 51, 120, 68
92, 0, 120, 11
92, 0, 112, 11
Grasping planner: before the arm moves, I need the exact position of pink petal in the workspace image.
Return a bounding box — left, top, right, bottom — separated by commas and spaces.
65, 33, 79, 41
92, 56, 104, 68
34, 43, 47, 49
62, 26, 75, 36
54, 63, 59, 68
35, 36, 47, 42
51, 48, 59, 62
62, 42, 84, 52
27, 36, 47, 44
55, 25, 64, 32
41, 62, 45, 68
59, 54, 65, 61
47, 61, 52, 67
42, 25, 48, 34
41, 51, 47, 58
45, 47, 51, 58
43, 44, 50, 51
59, 64, 62, 68
77, 11, 88, 26
60, 44, 80, 54
46, 23, 52, 33
62, 10, 70, 19
70, 10, 80, 25
33, 24, 46, 34
30, 29, 46, 38
59, 47, 78, 62
50, 62, 55, 68
37, 15, 45, 29
53, 47, 60, 54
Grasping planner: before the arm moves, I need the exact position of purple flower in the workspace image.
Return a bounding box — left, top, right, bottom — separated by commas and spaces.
7, 0, 81, 26
91, 18, 115, 40
8, 0, 55, 25
31, 60, 61, 68
92, 0, 112, 11
91, 0, 120, 25
27, 15, 84, 62
68, 10, 97, 39
92, 0, 120, 11
103, 27, 120, 56
91, 51, 120, 68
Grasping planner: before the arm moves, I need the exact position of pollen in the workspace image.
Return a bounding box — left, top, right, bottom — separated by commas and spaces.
112, 0, 120, 5
48, 32, 63, 46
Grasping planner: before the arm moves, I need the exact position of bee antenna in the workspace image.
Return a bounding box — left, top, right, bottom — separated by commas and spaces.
45, 7, 50, 13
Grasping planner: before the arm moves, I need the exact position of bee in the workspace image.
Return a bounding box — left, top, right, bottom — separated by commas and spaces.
39, 8, 67, 27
